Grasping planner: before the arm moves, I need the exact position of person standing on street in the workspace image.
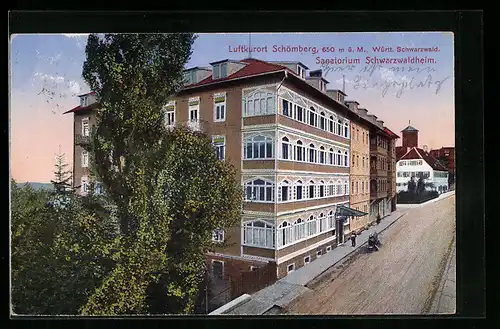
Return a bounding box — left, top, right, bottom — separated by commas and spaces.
350, 232, 357, 247
376, 214, 381, 225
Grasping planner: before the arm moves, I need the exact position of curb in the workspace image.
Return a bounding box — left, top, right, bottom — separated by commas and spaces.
428, 235, 456, 314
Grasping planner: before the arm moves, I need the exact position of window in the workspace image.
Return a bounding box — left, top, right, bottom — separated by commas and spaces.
328, 211, 335, 230
81, 150, 89, 168
213, 136, 225, 161
319, 213, 327, 232
356, 155, 359, 167
245, 135, 273, 159
296, 180, 303, 200
189, 98, 199, 122
296, 106, 303, 122
320, 112, 326, 130
164, 102, 175, 126
212, 228, 224, 242
287, 263, 295, 273
214, 93, 226, 122
329, 148, 334, 165
80, 96, 88, 107
317, 250, 323, 257
329, 116, 334, 132
80, 176, 90, 195
94, 181, 103, 195
319, 181, 325, 198
282, 99, 290, 117
212, 260, 224, 280
356, 181, 359, 194
250, 266, 258, 271
244, 90, 275, 116
309, 107, 317, 127
304, 256, 311, 265
278, 180, 290, 202
278, 221, 293, 247
293, 218, 306, 240
362, 131, 365, 143
308, 144, 316, 163
307, 215, 317, 236
296, 140, 305, 162
337, 120, 342, 136
308, 180, 315, 199
243, 221, 275, 248
245, 179, 274, 202
82, 117, 90, 136
345, 123, 349, 138
319, 146, 325, 164
337, 150, 342, 166
282, 137, 290, 160
345, 151, 349, 167
326, 246, 332, 252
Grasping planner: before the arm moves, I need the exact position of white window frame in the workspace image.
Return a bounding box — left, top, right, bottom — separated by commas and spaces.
80, 176, 90, 195
244, 178, 275, 203
243, 220, 275, 249
243, 89, 276, 117
80, 96, 88, 107
164, 101, 176, 126
214, 93, 226, 122
250, 266, 258, 271
81, 149, 89, 168
326, 246, 332, 252
189, 104, 199, 123
304, 255, 311, 265
317, 250, 323, 258
287, 263, 295, 273
82, 117, 90, 137
212, 135, 226, 161
212, 228, 224, 243
278, 180, 291, 202
244, 135, 274, 160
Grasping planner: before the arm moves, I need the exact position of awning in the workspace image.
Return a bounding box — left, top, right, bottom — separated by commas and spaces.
335, 205, 368, 217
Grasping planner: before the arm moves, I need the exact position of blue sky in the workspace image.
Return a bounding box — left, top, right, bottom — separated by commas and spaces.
10, 32, 454, 183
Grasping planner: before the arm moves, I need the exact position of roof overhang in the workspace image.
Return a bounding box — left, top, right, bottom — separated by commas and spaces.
335, 205, 368, 217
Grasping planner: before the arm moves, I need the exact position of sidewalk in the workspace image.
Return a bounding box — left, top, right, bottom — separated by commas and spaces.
428, 236, 456, 314
214, 209, 406, 315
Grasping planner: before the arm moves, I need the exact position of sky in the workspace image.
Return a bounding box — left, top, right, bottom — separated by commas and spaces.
10, 32, 454, 183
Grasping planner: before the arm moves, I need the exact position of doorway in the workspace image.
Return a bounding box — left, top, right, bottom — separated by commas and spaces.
336, 217, 344, 244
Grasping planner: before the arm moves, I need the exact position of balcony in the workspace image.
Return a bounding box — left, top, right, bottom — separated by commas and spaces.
370, 189, 388, 200
370, 167, 387, 178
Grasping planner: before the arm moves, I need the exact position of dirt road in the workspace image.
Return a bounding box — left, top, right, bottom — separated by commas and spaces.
285, 194, 456, 315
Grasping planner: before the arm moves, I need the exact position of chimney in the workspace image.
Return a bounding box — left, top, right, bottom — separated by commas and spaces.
345, 100, 359, 113
376, 120, 384, 129
326, 89, 346, 104
366, 114, 378, 124
183, 67, 212, 86
306, 70, 328, 92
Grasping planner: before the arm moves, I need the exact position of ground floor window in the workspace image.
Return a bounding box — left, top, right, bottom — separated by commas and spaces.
287, 263, 295, 273
212, 260, 224, 280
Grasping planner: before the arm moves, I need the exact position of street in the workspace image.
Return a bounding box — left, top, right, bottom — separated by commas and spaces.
285, 194, 456, 315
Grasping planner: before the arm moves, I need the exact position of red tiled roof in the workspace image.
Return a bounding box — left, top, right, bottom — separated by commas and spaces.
400, 147, 448, 171
183, 58, 291, 88
63, 102, 99, 114
384, 127, 400, 139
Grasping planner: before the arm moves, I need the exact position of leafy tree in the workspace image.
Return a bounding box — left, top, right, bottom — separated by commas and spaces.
417, 177, 425, 195
80, 33, 242, 315
407, 177, 417, 194
50, 147, 72, 194
10, 179, 116, 314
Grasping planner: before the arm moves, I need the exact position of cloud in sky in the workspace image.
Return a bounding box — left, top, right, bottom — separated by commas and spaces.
62, 34, 89, 38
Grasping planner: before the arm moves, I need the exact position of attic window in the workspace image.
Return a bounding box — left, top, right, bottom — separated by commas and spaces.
297, 66, 305, 79
80, 96, 88, 107
212, 63, 228, 80
183, 70, 196, 85
338, 94, 345, 103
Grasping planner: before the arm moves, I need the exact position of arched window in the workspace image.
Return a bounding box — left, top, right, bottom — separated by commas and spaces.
245, 179, 274, 202
309, 143, 316, 163
344, 122, 349, 138
319, 213, 327, 232
307, 215, 317, 236
308, 180, 315, 199
296, 180, 303, 200
337, 119, 342, 136
328, 210, 335, 230
319, 180, 325, 198
337, 150, 342, 166
245, 135, 273, 159
344, 151, 349, 167
344, 179, 349, 195
294, 218, 306, 240
336, 179, 343, 196
309, 107, 317, 127
328, 181, 335, 196
282, 136, 290, 160
278, 221, 292, 247
243, 221, 275, 248
319, 146, 325, 164
320, 112, 326, 130
296, 140, 304, 162
329, 148, 334, 165
278, 180, 290, 202
329, 115, 334, 132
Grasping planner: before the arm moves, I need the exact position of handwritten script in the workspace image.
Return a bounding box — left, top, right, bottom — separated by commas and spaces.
320, 63, 450, 98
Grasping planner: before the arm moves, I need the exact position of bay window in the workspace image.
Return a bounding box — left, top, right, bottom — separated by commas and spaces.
245, 135, 273, 159
244, 90, 275, 117
245, 179, 274, 202
243, 221, 275, 248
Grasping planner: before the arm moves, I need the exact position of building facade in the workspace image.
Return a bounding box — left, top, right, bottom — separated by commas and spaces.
65, 57, 398, 305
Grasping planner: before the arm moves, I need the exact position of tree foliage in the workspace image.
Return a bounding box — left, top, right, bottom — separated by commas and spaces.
79, 33, 242, 315
50, 148, 73, 194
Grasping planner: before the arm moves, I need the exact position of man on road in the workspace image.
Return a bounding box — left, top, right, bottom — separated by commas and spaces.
350, 232, 357, 247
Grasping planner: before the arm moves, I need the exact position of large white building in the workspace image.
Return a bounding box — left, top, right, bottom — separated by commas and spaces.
396, 147, 449, 194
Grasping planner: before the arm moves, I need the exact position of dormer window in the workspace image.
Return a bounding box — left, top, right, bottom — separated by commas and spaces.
297, 66, 305, 79
183, 70, 196, 85
338, 94, 345, 103
80, 96, 88, 107
212, 62, 228, 80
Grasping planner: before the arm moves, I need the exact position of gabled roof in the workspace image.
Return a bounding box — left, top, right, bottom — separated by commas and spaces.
399, 147, 448, 171
184, 58, 292, 88
77, 91, 96, 97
